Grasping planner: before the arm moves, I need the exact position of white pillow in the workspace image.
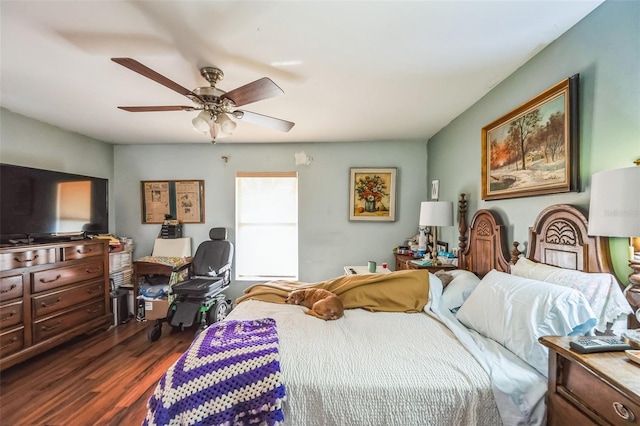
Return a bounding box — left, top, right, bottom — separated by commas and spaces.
511, 257, 632, 334
456, 269, 596, 376
441, 269, 481, 312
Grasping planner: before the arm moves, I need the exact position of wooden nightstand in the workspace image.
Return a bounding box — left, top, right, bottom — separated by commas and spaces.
540, 336, 640, 425
393, 253, 457, 273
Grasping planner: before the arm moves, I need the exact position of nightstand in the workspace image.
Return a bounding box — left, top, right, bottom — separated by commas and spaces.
394, 253, 456, 273
539, 336, 640, 425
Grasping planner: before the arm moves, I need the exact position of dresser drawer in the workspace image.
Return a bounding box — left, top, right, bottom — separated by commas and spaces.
560, 357, 640, 425
62, 242, 105, 261
32, 280, 105, 319
0, 300, 23, 328
548, 392, 598, 426
0, 326, 24, 357
0, 248, 56, 271
0, 274, 24, 302
32, 300, 106, 343
32, 260, 104, 293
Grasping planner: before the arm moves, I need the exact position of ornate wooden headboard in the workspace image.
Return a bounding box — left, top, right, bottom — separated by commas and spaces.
527, 204, 615, 274
456, 195, 615, 277
456, 194, 512, 277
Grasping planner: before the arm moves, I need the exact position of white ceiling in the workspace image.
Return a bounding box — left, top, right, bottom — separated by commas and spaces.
0, 1, 603, 145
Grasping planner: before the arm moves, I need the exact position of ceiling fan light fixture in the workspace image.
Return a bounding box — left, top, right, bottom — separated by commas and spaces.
210, 121, 221, 140
112, 58, 295, 140
192, 110, 211, 133
217, 112, 237, 134
209, 122, 231, 142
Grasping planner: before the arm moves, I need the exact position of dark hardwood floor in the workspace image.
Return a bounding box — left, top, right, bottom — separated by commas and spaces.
0, 320, 193, 425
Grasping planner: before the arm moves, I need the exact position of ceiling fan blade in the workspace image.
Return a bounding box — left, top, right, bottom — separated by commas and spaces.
118, 106, 196, 112
234, 110, 295, 132
111, 57, 204, 103
222, 78, 284, 107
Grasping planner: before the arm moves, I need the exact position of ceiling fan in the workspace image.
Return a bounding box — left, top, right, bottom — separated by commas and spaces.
111, 57, 295, 142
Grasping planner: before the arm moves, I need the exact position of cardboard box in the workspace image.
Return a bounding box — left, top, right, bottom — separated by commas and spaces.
144, 298, 169, 320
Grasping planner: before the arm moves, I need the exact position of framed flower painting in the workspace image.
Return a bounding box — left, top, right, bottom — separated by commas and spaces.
349, 167, 397, 221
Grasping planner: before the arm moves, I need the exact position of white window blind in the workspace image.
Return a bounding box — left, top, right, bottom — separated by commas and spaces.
235, 172, 298, 281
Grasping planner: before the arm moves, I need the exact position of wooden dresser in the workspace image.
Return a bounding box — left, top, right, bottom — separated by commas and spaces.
0, 239, 112, 370
394, 253, 457, 273
540, 336, 640, 425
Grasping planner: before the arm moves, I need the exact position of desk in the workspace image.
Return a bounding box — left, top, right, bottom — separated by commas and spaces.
132, 256, 190, 299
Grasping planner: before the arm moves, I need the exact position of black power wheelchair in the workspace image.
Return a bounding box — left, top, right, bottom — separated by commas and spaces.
147, 227, 234, 341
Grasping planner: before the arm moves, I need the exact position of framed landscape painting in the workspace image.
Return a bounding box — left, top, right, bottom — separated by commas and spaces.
481, 75, 579, 201
349, 167, 397, 221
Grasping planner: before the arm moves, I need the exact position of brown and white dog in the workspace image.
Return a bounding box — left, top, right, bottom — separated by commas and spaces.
284, 288, 344, 320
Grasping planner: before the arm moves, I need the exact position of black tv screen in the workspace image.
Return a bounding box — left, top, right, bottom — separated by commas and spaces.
0, 164, 109, 243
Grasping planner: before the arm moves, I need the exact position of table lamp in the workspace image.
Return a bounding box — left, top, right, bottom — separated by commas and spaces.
419, 201, 454, 265
587, 165, 640, 325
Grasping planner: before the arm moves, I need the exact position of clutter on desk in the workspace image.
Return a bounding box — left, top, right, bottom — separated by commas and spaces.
411, 259, 432, 267
396, 246, 412, 255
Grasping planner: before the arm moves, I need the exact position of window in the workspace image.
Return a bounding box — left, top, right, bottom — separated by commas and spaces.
235, 172, 298, 281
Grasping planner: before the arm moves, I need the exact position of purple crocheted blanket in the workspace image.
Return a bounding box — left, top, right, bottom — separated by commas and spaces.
144, 318, 286, 426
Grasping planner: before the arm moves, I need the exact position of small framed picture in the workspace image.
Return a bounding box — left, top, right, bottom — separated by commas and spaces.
349, 167, 397, 221
431, 180, 440, 200
436, 241, 449, 253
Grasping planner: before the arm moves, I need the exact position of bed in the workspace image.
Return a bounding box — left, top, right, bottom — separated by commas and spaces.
144, 196, 631, 426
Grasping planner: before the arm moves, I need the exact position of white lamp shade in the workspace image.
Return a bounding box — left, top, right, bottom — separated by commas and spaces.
588, 166, 640, 237
217, 112, 237, 134
419, 201, 454, 227
192, 111, 211, 133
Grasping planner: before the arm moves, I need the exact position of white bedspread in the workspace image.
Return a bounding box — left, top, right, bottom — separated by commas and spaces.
227, 299, 502, 426
426, 277, 547, 426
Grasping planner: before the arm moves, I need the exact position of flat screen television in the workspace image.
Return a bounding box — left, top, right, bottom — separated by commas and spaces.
0, 163, 109, 244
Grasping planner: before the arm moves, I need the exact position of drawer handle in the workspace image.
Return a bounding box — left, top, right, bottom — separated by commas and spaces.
40, 274, 62, 283
87, 286, 103, 294
41, 298, 62, 308
76, 248, 93, 254
85, 268, 101, 274
0, 336, 19, 350
0, 311, 16, 322
613, 402, 635, 421
41, 321, 63, 332
15, 254, 39, 263
0, 284, 17, 294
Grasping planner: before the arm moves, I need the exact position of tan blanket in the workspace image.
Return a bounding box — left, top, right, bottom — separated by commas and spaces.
236, 269, 430, 313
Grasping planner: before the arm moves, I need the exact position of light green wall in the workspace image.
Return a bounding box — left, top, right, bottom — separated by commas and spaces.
114, 141, 428, 299
0, 108, 116, 232
427, 0, 640, 283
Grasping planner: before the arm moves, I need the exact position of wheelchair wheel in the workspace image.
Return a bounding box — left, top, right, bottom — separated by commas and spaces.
208, 300, 230, 324
147, 323, 162, 342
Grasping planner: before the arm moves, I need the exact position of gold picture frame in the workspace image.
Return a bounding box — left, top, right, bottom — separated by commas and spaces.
349, 167, 397, 221
141, 180, 205, 224
481, 75, 579, 200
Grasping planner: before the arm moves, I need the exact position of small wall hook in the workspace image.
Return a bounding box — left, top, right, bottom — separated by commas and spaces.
221, 156, 228, 163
